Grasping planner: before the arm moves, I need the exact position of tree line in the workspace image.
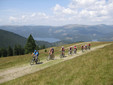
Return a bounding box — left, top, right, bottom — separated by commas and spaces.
0, 34, 45, 57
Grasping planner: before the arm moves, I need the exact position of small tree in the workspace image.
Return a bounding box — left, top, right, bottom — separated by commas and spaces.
45, 49, 47, 52
7, 46, 13, 56
20, 48, 25, 55
1, 48, 7, 57
25, 34, 36, 53
18, 45, 22, 55
0, 49, 1, 57
14, 45, 19, 55
17, 45, 25, 55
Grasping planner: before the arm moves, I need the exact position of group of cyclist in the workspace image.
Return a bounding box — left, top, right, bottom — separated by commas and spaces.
81, 43, 91, 52
32, 43, 91, 64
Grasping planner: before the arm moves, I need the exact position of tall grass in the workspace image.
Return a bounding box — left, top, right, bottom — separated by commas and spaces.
1, 42, 113, 85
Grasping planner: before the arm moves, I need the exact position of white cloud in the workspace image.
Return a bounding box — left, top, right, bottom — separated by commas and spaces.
2, 0, 113, 25
31, 13, 36, 17
9, 16, 17, 22
52, 0, 113, 25
8, 12, 49, 25
21, 15, 26, 19
37, 12, 49, 19
53, 4, 77, 15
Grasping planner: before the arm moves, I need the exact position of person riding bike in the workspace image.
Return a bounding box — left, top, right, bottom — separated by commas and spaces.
74, 45, 77, 54
69, 46, 72, 55
81, 45, 84, 52
48, 48, 54, 60
88, 43, 91, 50
51, 48, 54, 54
61, 46, 65, 57
85, 45, 87, 50
32, 50, 39, 64
51, 48, 55, 59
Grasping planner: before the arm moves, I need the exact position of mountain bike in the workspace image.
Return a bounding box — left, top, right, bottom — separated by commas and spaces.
81, 48, 84, 52
46, 54, 54, 61
85, 46, 87, 50
74, 48, 77, 54
30, 56, 40, 65
60, 51, 65, 58
68, 50, 72, 55
88, 46, 90, 50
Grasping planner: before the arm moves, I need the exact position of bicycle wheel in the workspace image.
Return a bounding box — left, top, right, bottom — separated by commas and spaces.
37, 58, 40, 63
46, 56, 50, 61
30, 59, 34, 65
60, 54, 63, 58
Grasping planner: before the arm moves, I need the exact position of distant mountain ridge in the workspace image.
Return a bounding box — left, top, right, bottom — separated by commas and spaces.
0, 29, 53, 48
0, 24, 113, 42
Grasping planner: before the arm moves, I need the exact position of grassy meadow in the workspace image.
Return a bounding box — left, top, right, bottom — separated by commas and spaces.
0, 42, 113, 85
0, 41, 109, 70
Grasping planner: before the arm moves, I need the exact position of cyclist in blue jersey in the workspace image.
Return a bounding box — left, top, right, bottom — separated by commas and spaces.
32, 50, 39, 64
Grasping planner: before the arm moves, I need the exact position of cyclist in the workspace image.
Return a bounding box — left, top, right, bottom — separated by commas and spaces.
85, 45, 87, 50
61, 46, 65, 57
88, 43, 91, 50
81, 45, 84, 52
32, 50, 39, 64
51, 48, 54, 54
69, 46, 72, 55
51, 48, 55, 59
74, 45, 77, 54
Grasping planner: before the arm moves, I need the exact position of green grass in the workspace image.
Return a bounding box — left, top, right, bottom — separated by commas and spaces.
0, 41, 110, 70
1, 42, 113, 85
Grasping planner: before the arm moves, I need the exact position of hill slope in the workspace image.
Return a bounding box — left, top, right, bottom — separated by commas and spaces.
0, 29, 52, 48
0, 42, 112, 85
0, 29, 27, 48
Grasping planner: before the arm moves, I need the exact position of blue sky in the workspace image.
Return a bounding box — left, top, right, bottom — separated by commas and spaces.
0, 0, 113, 26
0, 0, 69, 13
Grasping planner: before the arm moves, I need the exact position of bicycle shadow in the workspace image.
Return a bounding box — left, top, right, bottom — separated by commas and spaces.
60, 56, 67, 58
36, 62, 43, 64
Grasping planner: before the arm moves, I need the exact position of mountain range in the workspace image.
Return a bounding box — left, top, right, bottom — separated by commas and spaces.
0, 24, 113, 42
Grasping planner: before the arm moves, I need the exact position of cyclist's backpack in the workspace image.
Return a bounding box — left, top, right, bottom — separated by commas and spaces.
37, 51, 39, 56
52, 48, 54, 53
82, 46, 84, 48
70, 47, 72, 50
62, 48, 65, 51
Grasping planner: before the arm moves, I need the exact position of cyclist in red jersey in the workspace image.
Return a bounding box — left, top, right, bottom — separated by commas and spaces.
69, 46, 72, 55
74, 46, 77, 54
61, 46, 65, 57
88, 43, 91, 50
81, 45, 84, 52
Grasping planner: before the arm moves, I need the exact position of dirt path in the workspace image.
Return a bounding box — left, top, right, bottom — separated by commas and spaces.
0, 43, 111, 84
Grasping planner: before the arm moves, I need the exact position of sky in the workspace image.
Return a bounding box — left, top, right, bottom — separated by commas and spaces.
0, 0, 113, 26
